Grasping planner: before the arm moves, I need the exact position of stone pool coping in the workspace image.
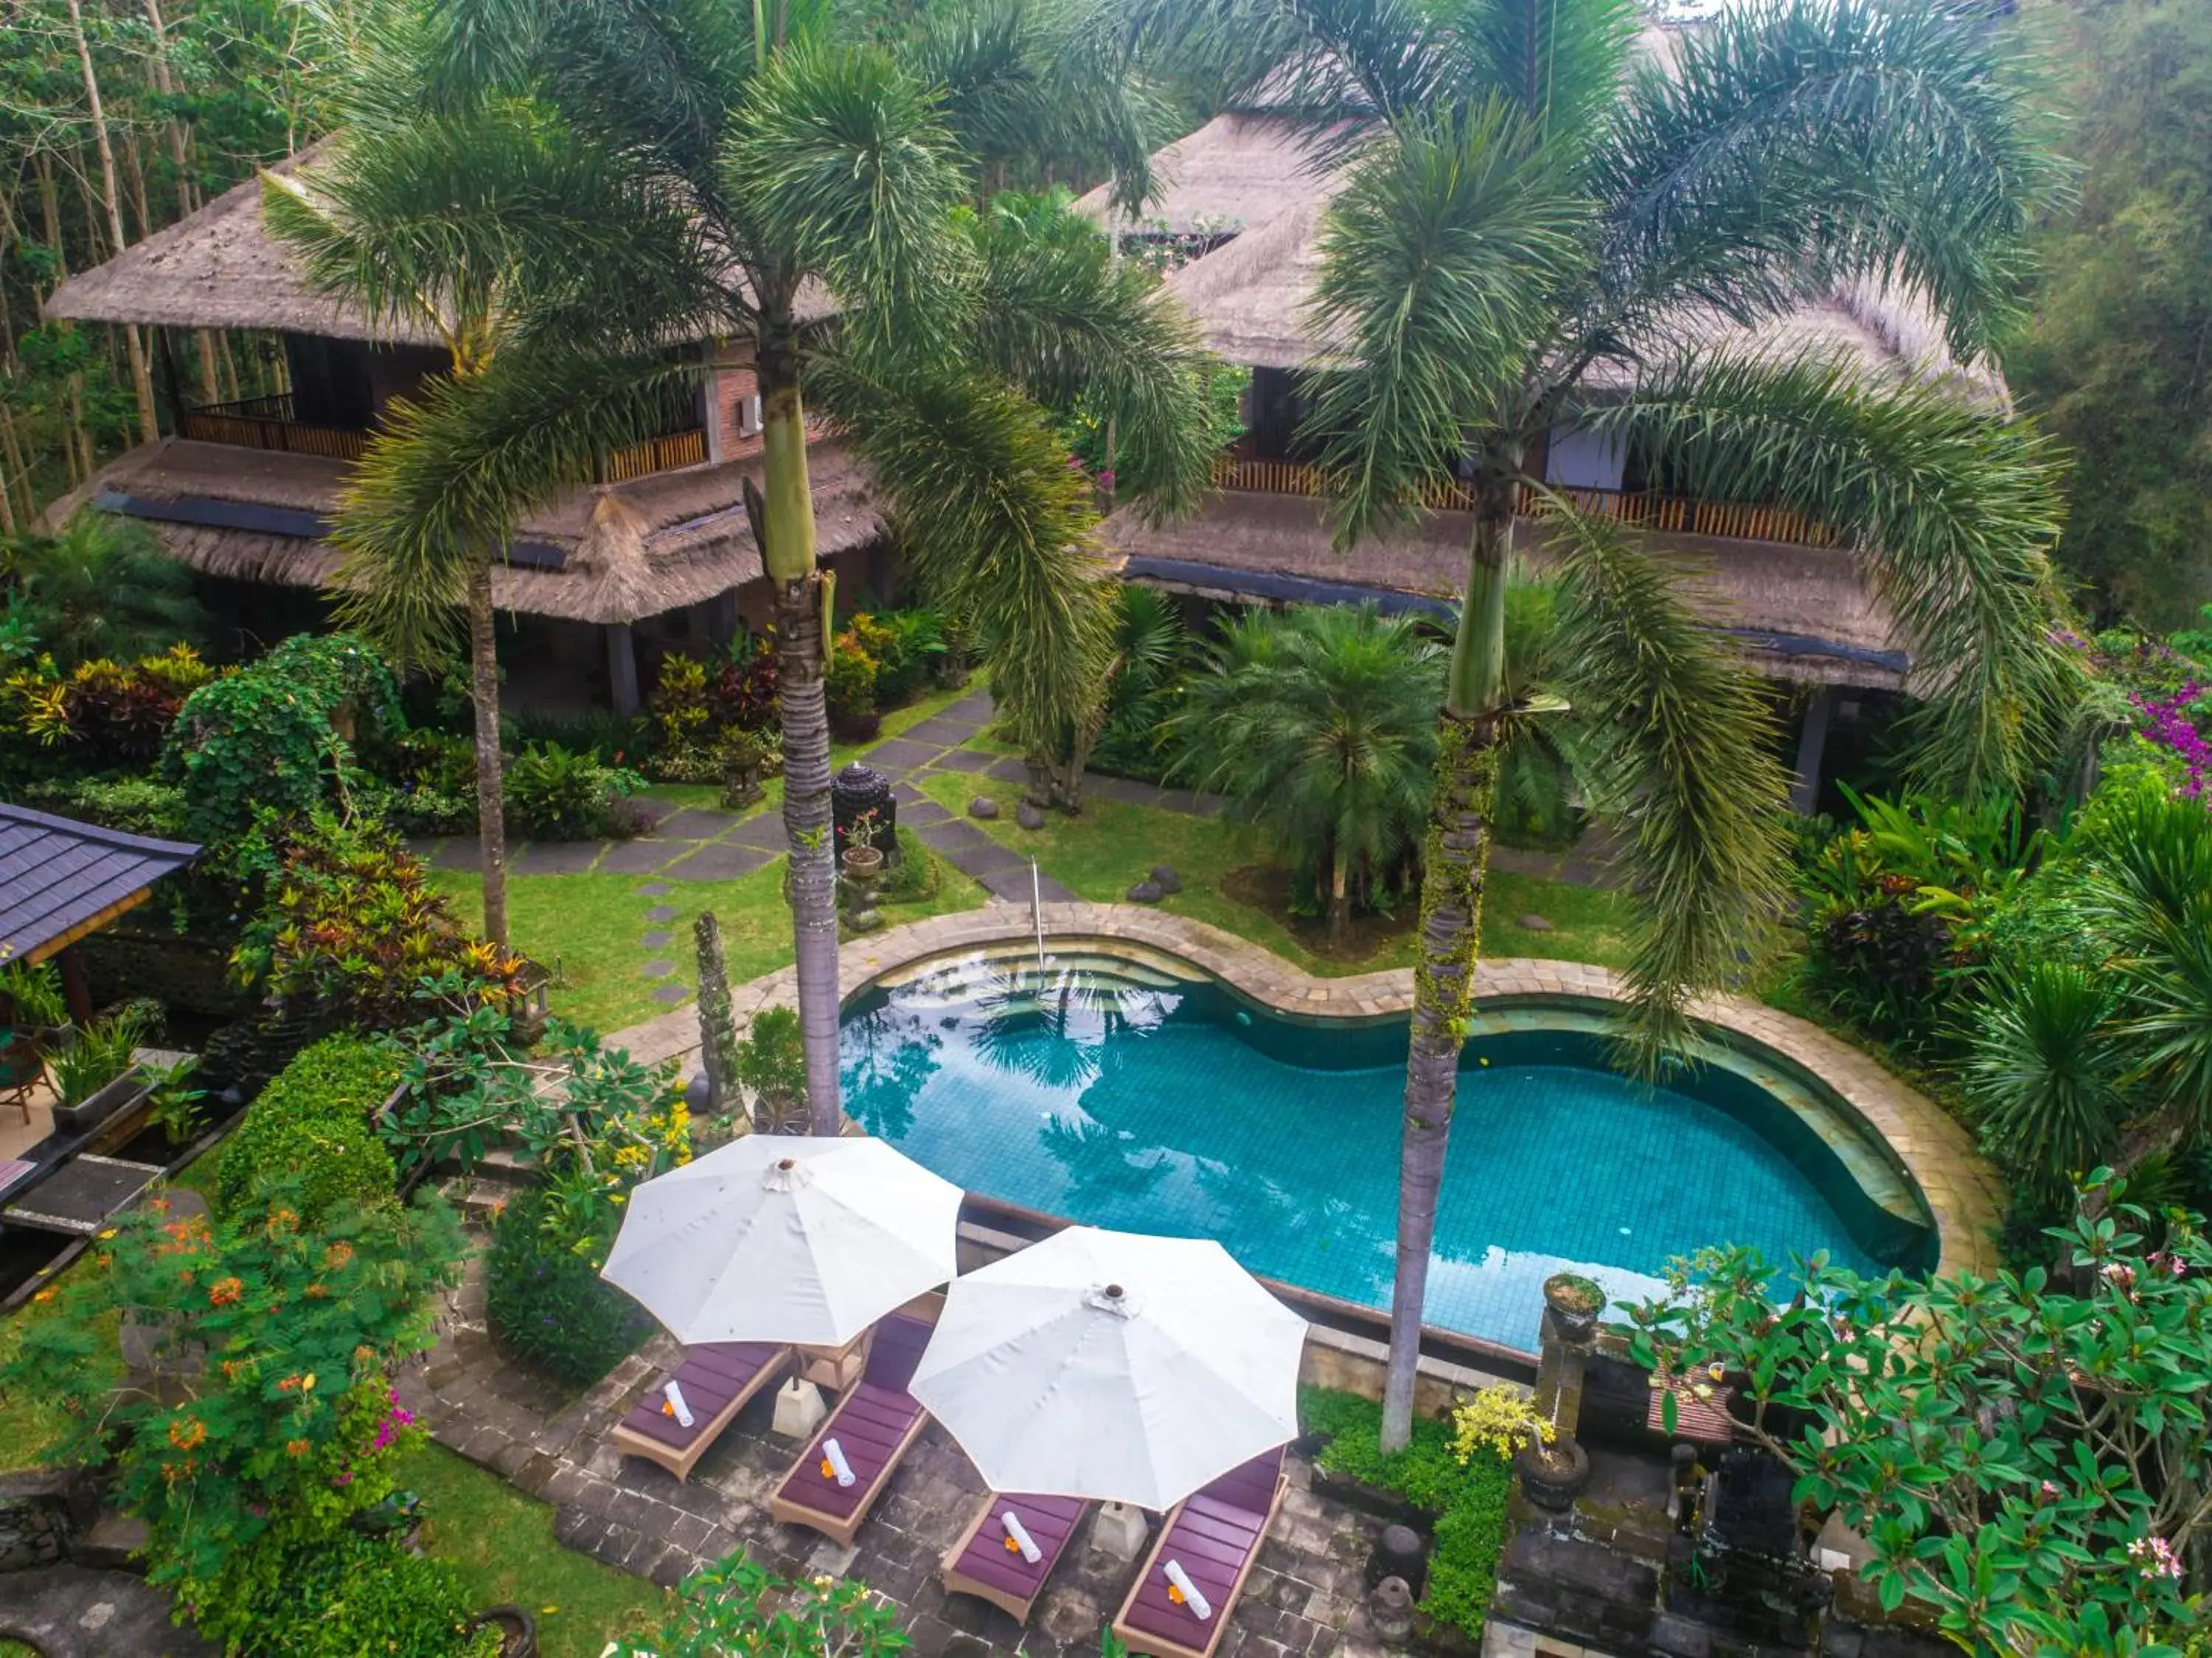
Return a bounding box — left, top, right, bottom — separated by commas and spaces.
610, 901, 2001, 1278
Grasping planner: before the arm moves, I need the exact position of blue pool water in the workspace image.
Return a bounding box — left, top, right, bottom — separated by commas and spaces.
838, 945, 1929, 1352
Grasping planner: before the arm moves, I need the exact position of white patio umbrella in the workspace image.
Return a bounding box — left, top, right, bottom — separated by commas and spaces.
600, 1134, 962, 1347
909, 1225, 1307, 1509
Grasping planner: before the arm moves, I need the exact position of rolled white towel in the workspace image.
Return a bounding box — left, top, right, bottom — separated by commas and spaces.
1164, 1558, 1212, 1621
1001, 1510, 1041, 1564
662, 1380, 695, 1429
821, 1437, 857, 1487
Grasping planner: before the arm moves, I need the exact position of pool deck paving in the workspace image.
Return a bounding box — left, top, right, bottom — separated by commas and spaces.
608, 903, 2001, 1281
398, 1251, 1398, 1658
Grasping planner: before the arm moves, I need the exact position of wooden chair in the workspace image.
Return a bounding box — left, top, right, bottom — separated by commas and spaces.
940, 1491, 1092, 1622
768, 1314, 933, 1547
1111, 1448, 1288, 1658
0, 1028, 48, 1126
611, 1342, 791, 1483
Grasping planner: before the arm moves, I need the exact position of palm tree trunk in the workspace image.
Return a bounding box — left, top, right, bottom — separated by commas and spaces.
758, 325, 841, 1135
467, 560, 510, 951
1380, 462, 1514, 1453
1327, 842, 1350, 945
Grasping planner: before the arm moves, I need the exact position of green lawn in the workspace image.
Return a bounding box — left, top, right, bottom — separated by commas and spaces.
396, 1443, 672, 1658
921, 773, 1630, 975
432, 844, 989, 1035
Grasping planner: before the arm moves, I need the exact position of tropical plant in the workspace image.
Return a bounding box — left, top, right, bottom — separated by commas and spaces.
1091, 583, 1189, 782
291, 2, 1222, 1131
0, 1191, 465, 1628
1624, 1175, 2211, 1651
163, 633, 403, 850
1965, 960, 2125, 1198
610, 1556, 908, 1658
208, 1531, 501, 1658
229, 812, 525, 1031
502, 740, 644, 840
0, 960, 66, 1030
46, 1004, 148, 1106
1188, 0, 2076, 1447
1175, 603, 1442, 942
484, 1184, 656, 1388
1, 513, 206, 667
734, 1005, 809, 1134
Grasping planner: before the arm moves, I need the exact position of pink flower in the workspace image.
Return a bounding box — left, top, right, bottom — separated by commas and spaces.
2129, 1535, 2185, 1582
2130, 684, 2211, 802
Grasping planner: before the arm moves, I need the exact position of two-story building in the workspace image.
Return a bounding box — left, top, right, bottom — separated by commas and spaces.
1077, 104, 2008, 808
41, 148, 882, 715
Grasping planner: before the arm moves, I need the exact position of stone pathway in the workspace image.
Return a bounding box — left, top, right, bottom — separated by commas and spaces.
400, 1253, 1394, 1658
0, 1563, 218, 1657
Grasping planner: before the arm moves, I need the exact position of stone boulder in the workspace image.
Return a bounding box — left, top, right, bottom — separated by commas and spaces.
1016, 802, 1046, 830
968, 797, 1001, 820
1124, 880, 1163, 903
1150, 864, 1180, 893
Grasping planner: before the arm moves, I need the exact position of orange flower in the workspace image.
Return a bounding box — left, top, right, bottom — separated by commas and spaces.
31, 1288, 52, 1304
167, 1416, 207, 1451
285, 1439, 310, 1458
305, 1282, 327, 1300
322, 1241, 354, 1271
208, 1277, 244, 1306
277, 1374, 302, 1393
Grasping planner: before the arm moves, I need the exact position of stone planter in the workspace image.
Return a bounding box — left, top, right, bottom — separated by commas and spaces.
1541, 1272, 1604, 1343
1514, 1437, 1592, 1510
841, 845, 884, 881
53, 1065, 150, 1137
465, 1605, 538, 1657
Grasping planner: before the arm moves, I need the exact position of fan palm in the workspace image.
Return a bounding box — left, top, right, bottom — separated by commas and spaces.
272, 0, 1220, 1128
1186, 0, 2078, 1445
7, 513, 206, 667
1175, 603, 1442, 943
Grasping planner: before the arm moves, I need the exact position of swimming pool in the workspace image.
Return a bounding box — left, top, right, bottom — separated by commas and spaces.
838, 940, 1936, 1353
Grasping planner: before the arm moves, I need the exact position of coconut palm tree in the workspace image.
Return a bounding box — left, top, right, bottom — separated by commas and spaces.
1174, 0, 2079, 1446
1176, 603, 1443, 943
274, 0, 1220, 1125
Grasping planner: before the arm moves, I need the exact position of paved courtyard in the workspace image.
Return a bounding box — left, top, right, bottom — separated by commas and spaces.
400, 1255, 1399, 1658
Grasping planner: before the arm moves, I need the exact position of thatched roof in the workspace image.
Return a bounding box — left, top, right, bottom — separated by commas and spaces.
76, 437, 878, 625
1102, 488, 1909, 689
43, 142, 830, 342
1147, 114, 2006, 406
1071, 113, 1328, 235
44, 145, 442, 344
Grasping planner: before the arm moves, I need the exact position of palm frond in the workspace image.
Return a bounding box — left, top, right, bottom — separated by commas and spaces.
263, 107, 728, 363
1585, 353, 2076, 799
1303, 100, 1587, 545
327, 352, 698, 665
2083, 785, 2212, 1133
1540, 502, 1794, 1055
811, 350, 1116, 764
1591, 0, 2063, 363
965, 191, 1221, 518
727, 41, 972, 351
1964, 960, 2124, 1191
1426, 0, 1638, 136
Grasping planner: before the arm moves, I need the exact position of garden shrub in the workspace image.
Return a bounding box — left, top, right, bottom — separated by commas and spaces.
1299, 1387, 1512, 1637
229, 812, 524, 1030
216, 1034, 400, 1224
871, 830, 939, 903
219, 1532, 499, 1658
486, 1185, 656, 1389
503, 740, 645, 840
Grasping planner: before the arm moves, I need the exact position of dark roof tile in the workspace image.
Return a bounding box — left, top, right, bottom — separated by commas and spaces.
0, 805, 199, 964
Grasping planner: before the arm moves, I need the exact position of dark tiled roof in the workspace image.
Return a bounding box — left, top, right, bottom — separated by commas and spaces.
0, 805, 199, 964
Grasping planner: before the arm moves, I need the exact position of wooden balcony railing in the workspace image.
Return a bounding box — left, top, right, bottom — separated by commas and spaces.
1210, 455, 1834, 549
178, 394, 368, 462
177, 394, 711, 485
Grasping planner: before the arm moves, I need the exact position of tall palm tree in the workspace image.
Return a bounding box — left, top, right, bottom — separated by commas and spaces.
1175, 603, 1442, 943
276, 0, 1220, 1125
1180, 0, 2079, 1446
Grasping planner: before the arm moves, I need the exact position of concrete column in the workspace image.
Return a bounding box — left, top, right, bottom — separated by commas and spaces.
606, 622, 641, 717
1791, 684, 1837, 816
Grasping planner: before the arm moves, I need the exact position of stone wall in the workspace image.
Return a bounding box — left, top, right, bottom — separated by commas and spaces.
0, 1468, 95, 1572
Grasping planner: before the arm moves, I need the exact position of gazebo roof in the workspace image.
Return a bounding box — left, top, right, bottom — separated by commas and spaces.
0, 805, 200, 965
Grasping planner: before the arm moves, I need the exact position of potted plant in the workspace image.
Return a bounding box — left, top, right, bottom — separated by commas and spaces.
49, 1007, 154, 1135
841, 809, 886, 881
718, 726, 771, 809
1542, 1272, 1606, 1342
1514, 1435, 1592, 1510
463, 1605, 538, 1657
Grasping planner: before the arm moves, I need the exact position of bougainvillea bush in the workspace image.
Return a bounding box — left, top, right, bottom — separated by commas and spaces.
1624, 1175, 2210, 1654
0, 1190, 465, 1643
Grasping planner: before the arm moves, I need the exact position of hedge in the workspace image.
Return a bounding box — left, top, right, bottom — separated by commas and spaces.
1299, 1387, 1514, 1636
215, 1034, 400, 1224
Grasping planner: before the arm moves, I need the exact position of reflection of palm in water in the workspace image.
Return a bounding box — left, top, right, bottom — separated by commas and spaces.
966, 960, 1177, 1094
1038, 1116, 1171, 1214
839, 1002, 942, 1140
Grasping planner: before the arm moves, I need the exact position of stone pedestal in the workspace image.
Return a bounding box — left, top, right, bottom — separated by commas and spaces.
1091, 1500, 1148, 1561
771, 1378, 830, 1440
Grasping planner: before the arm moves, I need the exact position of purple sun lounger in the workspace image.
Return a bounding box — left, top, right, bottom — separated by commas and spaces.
611, 1341, 790, 1483
768, 1314, 934, 1547
1111, 1447, 1288, 1658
